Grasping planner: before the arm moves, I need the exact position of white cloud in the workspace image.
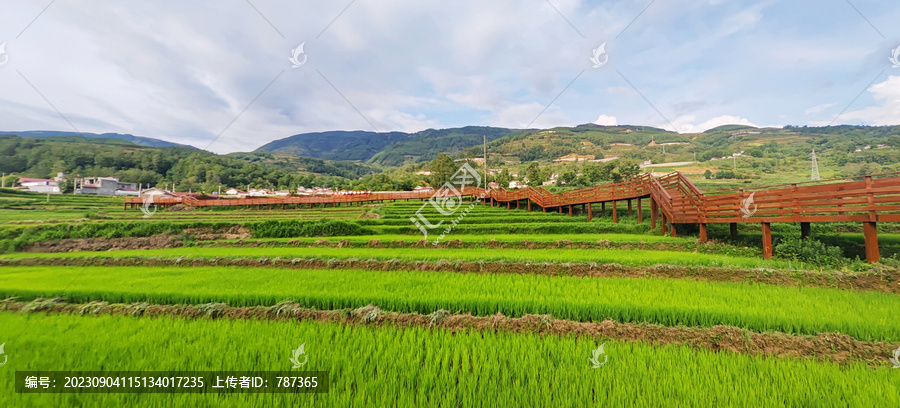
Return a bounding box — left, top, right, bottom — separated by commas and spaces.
662, 115, 758, 133
834, 75, 900, 126
593, 114, 618, 126
805, 103, 835, 115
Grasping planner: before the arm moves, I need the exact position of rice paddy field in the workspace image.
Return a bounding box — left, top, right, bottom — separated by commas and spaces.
1, 190, 899, 407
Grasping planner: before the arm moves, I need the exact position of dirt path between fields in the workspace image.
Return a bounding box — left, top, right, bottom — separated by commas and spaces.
3, 255, 899, 295
2, 298, 897, 368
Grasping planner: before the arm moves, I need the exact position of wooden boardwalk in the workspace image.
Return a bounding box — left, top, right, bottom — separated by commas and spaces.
125, 171, 900, 262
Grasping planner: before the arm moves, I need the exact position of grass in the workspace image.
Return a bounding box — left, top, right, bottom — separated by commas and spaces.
1, 313, 897, 407
2, 266, 899, 341
1, 245, 788, 269
208, 233, 688, 244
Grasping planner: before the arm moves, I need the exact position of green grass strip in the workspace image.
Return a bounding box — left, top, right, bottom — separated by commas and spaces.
0, 246, 793, 269
0, 314, 897, 407
1, 266, 897, 341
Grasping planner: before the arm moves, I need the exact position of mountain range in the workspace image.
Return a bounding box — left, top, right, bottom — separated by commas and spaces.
255, 126, 518, 165
0, 131, 194, 148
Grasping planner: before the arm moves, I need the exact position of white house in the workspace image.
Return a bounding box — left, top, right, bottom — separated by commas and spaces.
248, 188, 275, 197
19, 177, 61, 194
225, 188, 248, 197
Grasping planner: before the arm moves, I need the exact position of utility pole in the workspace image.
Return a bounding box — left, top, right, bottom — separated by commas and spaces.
811, 149, 820, 181
483, 135, 487, 189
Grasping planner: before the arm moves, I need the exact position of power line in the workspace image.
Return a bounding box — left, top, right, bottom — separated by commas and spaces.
811, 149, 821, 181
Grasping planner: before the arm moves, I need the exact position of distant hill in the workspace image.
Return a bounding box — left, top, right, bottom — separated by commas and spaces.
704, 125, 758, 133
457, 124, 900, 168
1, 131, 195, 148
256, 131, 411, 161
0, 135, 368, 192
367, 127, 518, 166
256, 127, 519, 165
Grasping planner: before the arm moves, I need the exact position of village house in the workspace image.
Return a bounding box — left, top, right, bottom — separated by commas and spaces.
18, 177, 61, 194
74, 177, 139, 196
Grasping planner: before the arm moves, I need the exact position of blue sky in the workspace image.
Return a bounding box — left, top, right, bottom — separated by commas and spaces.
1, 0, 898, 153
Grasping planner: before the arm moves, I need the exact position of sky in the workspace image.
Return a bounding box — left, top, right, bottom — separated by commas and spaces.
1, 0, 898, 154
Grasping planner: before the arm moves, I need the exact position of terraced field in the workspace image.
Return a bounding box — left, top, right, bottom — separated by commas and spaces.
1, 190, 899, 406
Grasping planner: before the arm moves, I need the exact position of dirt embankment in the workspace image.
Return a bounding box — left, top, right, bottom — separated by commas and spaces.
21, 226, 251, 253
4, 256, 898, 295
22, 235, 183, 253
3, 299, 896, 367
182, 226, 251, 240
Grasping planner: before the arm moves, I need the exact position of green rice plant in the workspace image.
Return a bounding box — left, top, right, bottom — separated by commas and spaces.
1, 265, 899, 341
0, 313, 897, 407
0, 245, 797, 269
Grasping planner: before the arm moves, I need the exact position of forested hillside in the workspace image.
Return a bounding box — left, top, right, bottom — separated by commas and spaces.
257, 127, 517, 165
255, 130, 411, 160
0, 135, 370, 192
1, 131, 192, 148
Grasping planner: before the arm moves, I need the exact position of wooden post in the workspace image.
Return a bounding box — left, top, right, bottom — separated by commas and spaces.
650, 199, 657, 229
612, 201, 618, 223
863, 222, 879, 263
661, 213, 667, 235
800, 222, 811, 240
761, 223, 772, 260
627, 199, 632, 217
601, 202, 606, 216
558, 206, 563, 214
730, 223, 738, 240
588, 203, 593, 221
517, 200, 520, 210
542, 206, 546, 213
507, 201, 511, 210
569, 205, 573, 217
528, 200, 531, 212
637, 198, 643, 223
699, 223, 708, 242
670, 221, 677, 237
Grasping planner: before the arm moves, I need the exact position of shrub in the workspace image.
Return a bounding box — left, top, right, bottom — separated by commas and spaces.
775, 238, 847, 268
248, 220, 375, 238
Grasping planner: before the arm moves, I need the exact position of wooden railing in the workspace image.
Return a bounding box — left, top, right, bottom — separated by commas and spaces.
126, 172, 900, 226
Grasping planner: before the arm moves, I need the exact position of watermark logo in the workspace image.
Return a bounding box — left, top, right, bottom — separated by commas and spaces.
410, 163, 482, 243
589, 343, 607, 368
890, 45, 900, 69
740, 192, 757, 218
590, 43, 608, 68
289, 343, 308, 368
0, 42, 8, 67
141, 190, 165, 218
0, 343, 7, 367
289, 43, 308, 68
890, 345, 900, 368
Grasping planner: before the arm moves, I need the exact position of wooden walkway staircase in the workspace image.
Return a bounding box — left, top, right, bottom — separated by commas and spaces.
126, 171, 900, 262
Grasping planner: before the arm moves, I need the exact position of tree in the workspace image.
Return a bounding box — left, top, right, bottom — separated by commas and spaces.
525, 162, 545, 185
495, 168, 512, 187
559, 170, 577, 185
583, 164, 604, 183
704, 169, 712, 180
427, 153, 456, 187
